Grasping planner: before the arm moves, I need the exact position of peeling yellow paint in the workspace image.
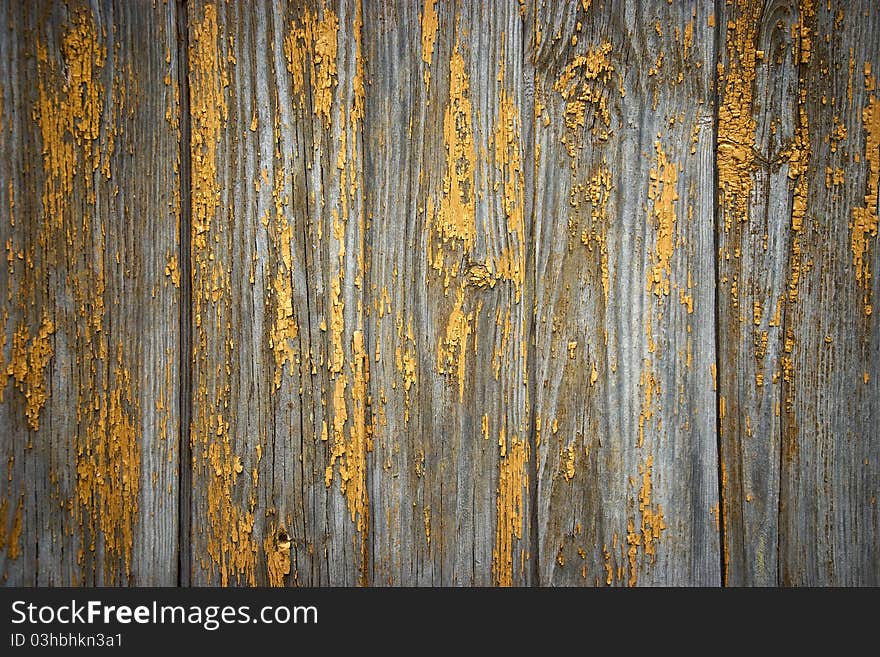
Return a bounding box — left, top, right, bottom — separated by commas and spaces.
647, 140, 679, 298
580, 162, 612, 300
75, 343, 141, 578
324, 331, 372, 580
852, 94, 878, 310
269, 171, 299, 389
0, 496, 23, 560
313, 9, 339, 127
436, 287, 475, 401
553, 41, 615, 156
491, 86, 526, 300
562, 443, 576, 481
7, 315, 54, 431
430, 47, 476, 279
626, 456, 666, 586
493, 434, 527, 587
423, 505, 431, 548
420, 0, 438, 88
164, 254, 180, 287
32, 7, 152, 581
788, 113, 810, 233
190, 4, 258, 586
264, 527, 291, 587
717, 1, 760, 234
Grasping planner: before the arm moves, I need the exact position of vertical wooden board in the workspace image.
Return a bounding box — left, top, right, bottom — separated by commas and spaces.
360, 0, 427, 584
779, 1, 880, 585
716, 0, 801, 587
363, 0, 533, 585
186, 0, 370, 586
531, 0, 720, 585
718, 0, 879, 586
0, 0, 180, 585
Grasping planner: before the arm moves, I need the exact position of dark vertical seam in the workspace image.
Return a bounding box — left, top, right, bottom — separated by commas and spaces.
712, 0, 726, 588
523, 2, 540, 588
175, 0, 193, 589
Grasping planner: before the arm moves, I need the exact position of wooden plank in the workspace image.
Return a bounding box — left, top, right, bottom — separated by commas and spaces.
187, 0, 533, 586
0, 0, 181, 585
363, 0, 533, 585
719, 0, 880, 586
716, 0, 798, 587
531, 0, 720, 585
186, 0, 372, 586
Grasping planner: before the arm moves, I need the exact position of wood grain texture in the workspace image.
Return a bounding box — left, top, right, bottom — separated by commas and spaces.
0, 0, 180, 585
364, 0, 532, 585
185, 0, 372, 586
530, 0, 720, 585
718, 0, 880, 586
1, 0, 877, 587
186, 0, 533, 586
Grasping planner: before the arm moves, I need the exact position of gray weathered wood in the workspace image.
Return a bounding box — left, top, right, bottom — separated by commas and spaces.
0, 0, 180, 585
364, 0, 533, 585
186, 0, 373, 586
718, 0, 880, 586
531, 0, 720, 585
1, 0, 877, 588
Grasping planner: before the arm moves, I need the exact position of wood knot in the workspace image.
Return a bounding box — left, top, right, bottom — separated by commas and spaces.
465, 262, 493, 289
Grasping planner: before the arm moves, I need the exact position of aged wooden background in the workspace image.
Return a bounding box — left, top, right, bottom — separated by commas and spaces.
0, 0, 877, 586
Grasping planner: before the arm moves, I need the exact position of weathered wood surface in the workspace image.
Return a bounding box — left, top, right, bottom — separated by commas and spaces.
718, 0, 880, 586
0, 0, 877, 586
530, 0, 720, 586
364, 0, 532, 586
0, 0, 181, 584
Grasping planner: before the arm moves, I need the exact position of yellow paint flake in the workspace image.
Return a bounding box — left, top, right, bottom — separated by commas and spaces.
436, 287, 475, 401
420, 0, 438, 88
164, 254, 180, 287
430, 47, 477, 280
825, 166, 845, 188
423, 506, 432, 548
851, 94, 879, 310
7, 315, 54, 431
553, 41, 615, 156
0, 496, 23, 560
647, 140, 679, 297
493, 434, 527, 587
683, 19, 694, 59
562, 444, 576, 481
717, 1, 760, 234
264, 527, 291, 587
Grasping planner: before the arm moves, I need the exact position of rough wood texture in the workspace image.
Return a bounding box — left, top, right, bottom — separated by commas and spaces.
1, 0, 878, 586
718, 0, 880, 586
0, 0, 180, 585
185, 0, 532, 586
530, 0, 720, 586
185, 0, 378, 587
364, 0, 532, 585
